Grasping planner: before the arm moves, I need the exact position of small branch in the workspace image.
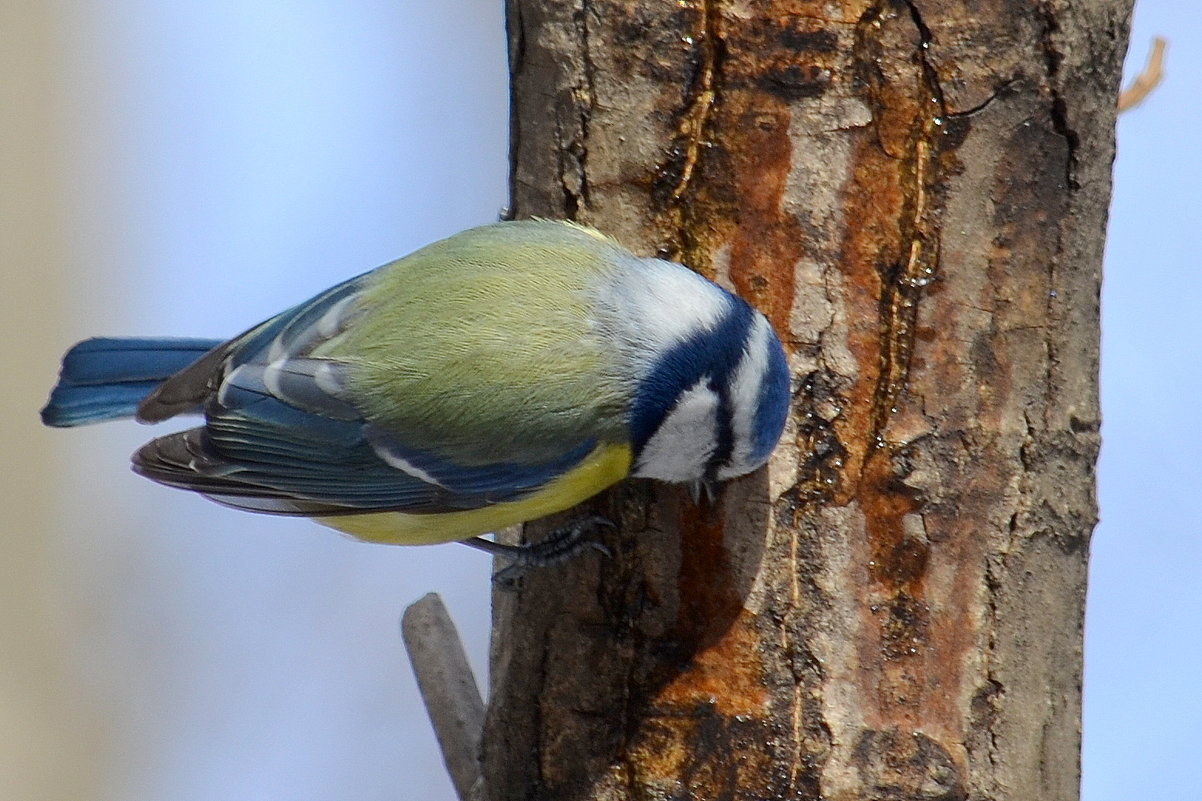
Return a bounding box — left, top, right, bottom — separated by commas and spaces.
401, 593, 485, 801
1118, 37, 1166, 112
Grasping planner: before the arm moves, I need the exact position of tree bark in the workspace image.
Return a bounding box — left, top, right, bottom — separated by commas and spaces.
484, 1, 1130, 799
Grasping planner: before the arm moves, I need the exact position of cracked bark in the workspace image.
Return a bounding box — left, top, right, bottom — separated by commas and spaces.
484, 1, 1130, 799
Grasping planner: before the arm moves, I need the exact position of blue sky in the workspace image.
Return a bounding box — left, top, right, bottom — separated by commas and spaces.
51, 3, 504, 799
1084, 4, 1202, 799
30, 2, 1200, 799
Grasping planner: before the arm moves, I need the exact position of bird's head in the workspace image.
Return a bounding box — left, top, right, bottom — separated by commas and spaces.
597, 255, 791, 490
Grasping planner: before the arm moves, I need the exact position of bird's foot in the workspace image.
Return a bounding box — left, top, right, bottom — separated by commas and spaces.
463, 515, 615, 587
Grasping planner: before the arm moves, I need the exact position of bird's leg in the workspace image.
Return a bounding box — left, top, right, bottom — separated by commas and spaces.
463, 515, 615, 585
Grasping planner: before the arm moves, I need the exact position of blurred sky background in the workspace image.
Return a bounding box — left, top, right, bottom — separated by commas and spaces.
1, 2, 1196, 800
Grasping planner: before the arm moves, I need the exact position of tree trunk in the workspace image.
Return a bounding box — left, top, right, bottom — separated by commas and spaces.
483, 1, 1130, 799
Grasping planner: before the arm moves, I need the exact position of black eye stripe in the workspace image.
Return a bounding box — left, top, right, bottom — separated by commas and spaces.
628, 297, 754, 459
704, 377, 735, 482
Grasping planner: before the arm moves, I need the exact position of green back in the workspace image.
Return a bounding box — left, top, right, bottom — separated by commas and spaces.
325, 222, 630, 465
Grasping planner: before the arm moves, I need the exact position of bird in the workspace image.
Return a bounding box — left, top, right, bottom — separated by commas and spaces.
42, 220, 790, 570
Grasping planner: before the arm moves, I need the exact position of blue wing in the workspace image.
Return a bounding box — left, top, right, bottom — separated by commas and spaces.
131, 273, 597, 517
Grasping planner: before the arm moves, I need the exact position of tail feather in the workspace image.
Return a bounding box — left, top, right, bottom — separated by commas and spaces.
42, 337, 223, 427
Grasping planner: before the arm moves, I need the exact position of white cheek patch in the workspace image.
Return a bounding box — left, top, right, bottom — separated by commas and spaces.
633, 378, 719, 482
717, 314, 771, 480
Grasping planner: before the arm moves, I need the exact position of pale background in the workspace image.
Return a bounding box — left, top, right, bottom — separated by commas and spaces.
1, 2, 1195, 800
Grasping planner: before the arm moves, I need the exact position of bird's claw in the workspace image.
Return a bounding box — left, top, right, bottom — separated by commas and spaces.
462, 515, 618, 588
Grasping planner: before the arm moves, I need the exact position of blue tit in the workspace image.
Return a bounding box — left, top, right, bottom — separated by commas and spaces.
42, 220, 790, 560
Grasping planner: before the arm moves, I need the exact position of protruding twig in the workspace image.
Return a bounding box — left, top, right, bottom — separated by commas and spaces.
1118, 37, 1167, 112
401, 593, 485, 801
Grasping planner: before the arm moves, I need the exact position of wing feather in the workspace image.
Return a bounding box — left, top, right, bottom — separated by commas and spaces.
131, 265, 598, 518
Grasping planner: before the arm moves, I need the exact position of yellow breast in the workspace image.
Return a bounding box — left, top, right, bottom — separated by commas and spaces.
313, 442, 633, 545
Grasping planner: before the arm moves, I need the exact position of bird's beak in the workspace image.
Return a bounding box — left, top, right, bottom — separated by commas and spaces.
688, 479, 720, 506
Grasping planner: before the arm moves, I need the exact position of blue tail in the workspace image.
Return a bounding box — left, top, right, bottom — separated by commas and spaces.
41, 337, 223, 427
